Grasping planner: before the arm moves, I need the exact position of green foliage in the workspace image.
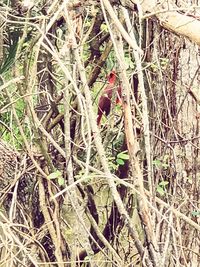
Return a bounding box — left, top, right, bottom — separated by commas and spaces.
156, 181, 169, 196
191, 210, 200, 217
108, 156, 119, 170
116, 158, 124, 165
150, 57, 169, 72
115, 103, 122, 111
160, 57, 169, 69
153, 155, 169, 170
48, 170, 65, 186
124, 56, 135, 69
106, 50, 116, 70
0, 91, 30, 148
117, 151, 129, 160
0, 31, 20, 74
153, 156, 170, 196
115, 151, 129, 166
100, 23, 109, 33
0, 26, 37, 148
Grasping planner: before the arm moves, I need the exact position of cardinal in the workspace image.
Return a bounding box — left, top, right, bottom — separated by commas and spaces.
97, 71, 122, 126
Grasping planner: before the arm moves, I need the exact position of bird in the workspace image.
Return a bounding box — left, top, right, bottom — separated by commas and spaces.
97, 71, 122, 126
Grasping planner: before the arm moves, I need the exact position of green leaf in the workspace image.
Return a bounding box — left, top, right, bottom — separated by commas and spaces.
153, 159, 162, 167
101, 24, 108, 32
124, 57, 135, 69
191, 211, 200, 217
116, 158, 124, 165
162, 163, 169, 169
115, 103, 122, 111
156, 186, 165, 196
47, 170, 62, 180
58, 176, 65, 186
117, 152, 129, 160
159, 181, 169, 187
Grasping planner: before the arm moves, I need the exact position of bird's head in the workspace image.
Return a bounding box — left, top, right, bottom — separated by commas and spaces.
107, 70, 117, 84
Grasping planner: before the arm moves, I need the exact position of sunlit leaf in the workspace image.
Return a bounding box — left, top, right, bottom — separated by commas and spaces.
156, 186, 165, 196
116, 158, 124, 165
48, 170, 62, 179
159, 181, 169, 187
117, 152, 129, 160
58, 176, 65, 186
153, 159, 162, 167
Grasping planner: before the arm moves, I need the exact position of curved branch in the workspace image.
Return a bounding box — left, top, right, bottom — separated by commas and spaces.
128, 0, 200, 46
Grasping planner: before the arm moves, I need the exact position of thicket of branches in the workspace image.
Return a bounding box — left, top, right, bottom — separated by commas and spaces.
0, 0, 199, 266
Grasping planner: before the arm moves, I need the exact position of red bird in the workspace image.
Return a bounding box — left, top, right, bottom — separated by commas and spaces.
97, 71, 122, 126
